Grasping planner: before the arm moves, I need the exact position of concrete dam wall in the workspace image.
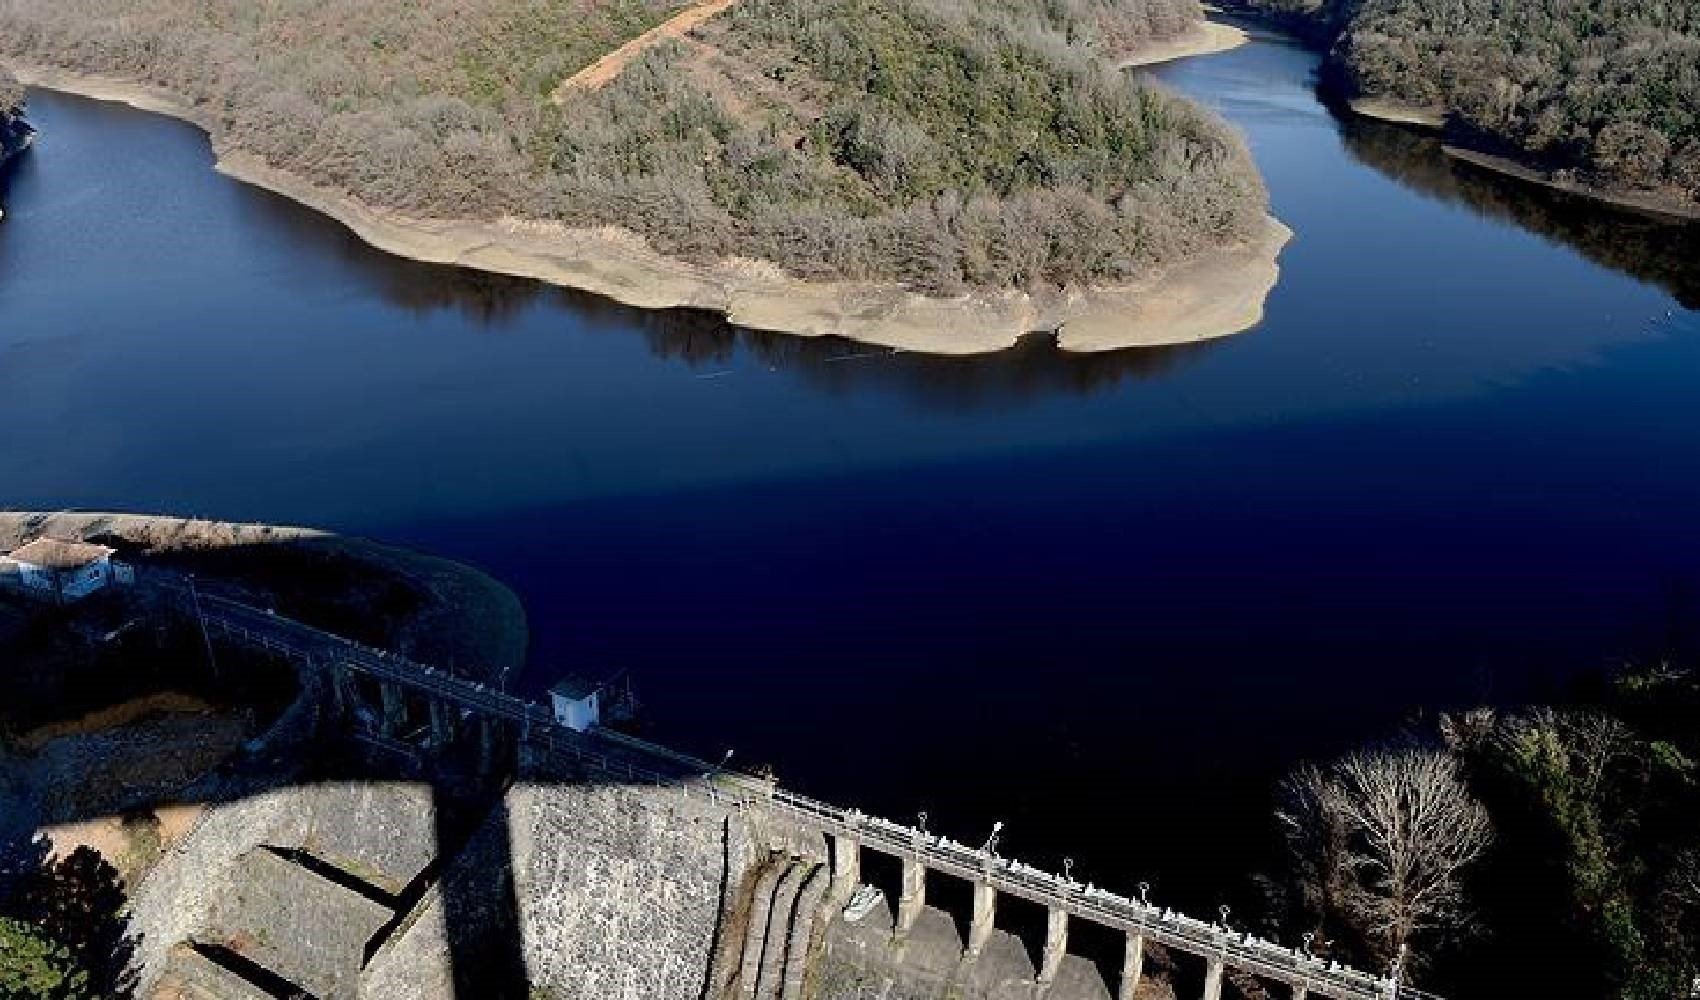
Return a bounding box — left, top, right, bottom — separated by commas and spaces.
132, 774, 1142, 1000
126, 588, 1393, 1000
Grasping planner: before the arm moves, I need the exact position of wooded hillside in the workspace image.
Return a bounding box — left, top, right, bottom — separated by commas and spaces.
1227, 0, 1700, 208
0, 0, 1265, 293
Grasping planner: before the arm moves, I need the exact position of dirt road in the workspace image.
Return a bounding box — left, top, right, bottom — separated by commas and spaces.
551, 0, 740, 101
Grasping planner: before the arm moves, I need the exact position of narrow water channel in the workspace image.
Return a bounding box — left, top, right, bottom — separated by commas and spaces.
2, 23, 1698, 913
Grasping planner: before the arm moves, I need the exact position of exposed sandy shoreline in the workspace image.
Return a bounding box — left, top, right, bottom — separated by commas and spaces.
1120, 18, 1249, 68
1349, 96, 1444, 129
1056, 216, 1291, 351
1442, 145, 1700, 222
6, 60, 1291, 355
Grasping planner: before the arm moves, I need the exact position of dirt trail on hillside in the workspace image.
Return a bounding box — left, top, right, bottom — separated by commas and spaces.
551, 0, 740, 101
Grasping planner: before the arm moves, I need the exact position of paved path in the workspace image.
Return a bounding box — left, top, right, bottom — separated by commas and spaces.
551, 0, 740, 102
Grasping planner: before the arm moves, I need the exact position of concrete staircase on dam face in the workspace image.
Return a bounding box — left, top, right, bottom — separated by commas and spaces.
720, 854, 830, 1000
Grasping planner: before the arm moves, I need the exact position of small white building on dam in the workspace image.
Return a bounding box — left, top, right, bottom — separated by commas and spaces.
0, 537, 131, 603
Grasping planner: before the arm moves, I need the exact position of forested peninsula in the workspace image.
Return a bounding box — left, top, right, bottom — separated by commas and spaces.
1223, 0, 1700, 218
0, 0, 1287, 352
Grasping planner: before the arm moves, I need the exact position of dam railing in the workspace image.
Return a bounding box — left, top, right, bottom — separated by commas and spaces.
187, 590, 1440, 1000
538, 726, 1440, 1000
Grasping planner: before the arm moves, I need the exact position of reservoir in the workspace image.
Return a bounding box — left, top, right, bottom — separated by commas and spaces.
2, 24, 1698, 916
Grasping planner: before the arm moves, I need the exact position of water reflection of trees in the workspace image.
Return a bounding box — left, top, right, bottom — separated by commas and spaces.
636, 308, 1220, 410
360, 262, 1221, 409
1338, 115, 1700, 309
240, 178, 1225, 399
0, 142, 29, 222
235, 188, 551, 328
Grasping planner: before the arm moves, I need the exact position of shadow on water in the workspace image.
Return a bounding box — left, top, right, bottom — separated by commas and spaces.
637, 310, 1222, 411
1333, 110, 1700, 309
232, 166, 1223, 407
0, 141, 32, 215
229, 183, 560, 330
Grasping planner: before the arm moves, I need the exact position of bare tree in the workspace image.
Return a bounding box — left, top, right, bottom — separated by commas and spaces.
1670, 849, 1700, 912
1437, 706, 1496, 755
1549, 710, 1636, 803
1279, 748, 1492, 973
1276, 763, 1353, 950
1488, 708, 1638, 806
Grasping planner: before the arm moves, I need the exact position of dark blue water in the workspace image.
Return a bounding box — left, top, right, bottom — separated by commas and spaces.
3, 29, 1698, 909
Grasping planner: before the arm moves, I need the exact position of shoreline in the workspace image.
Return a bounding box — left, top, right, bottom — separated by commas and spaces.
6, 60, 1291, 356
1345, 93, 1699, 222
1205, 3, 1700, 225
1119, 17, 1249, 68
1346, 95, 1697, 221
1442, 145, 1700, 223
1348, 96, 1444, 129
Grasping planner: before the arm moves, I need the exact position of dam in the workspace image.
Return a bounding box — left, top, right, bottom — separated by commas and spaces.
150, 585, 1432, 1000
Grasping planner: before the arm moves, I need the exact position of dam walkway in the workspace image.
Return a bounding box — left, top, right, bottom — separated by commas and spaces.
189, 590, 1439, 1000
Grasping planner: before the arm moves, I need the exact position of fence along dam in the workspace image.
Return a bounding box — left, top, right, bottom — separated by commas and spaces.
173, 588, 1433, 1000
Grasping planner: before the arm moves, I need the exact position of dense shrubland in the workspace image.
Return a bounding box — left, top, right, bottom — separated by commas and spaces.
0, 0, 1266, 292
539, 0, 1265, 289
1225, 0, 1700, 206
